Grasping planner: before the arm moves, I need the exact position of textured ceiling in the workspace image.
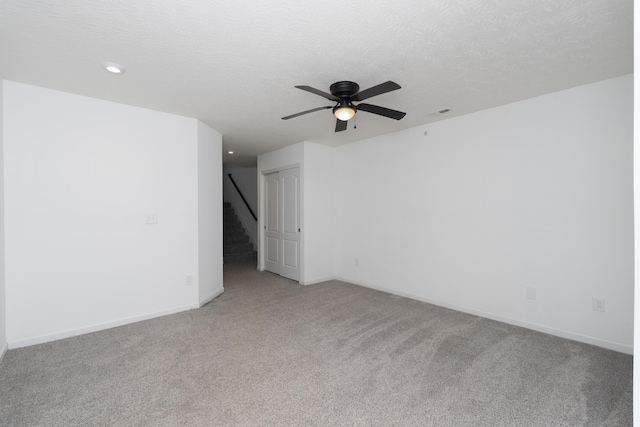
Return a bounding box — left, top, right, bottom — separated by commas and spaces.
0, 0, 633, 165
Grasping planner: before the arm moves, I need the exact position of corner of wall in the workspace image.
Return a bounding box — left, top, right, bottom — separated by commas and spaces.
301, 142, 335, 283
0, 343, 7, 365
633, 66, 639, 414
0, 78, 6, 361
198, 288, 224, 308
197, 120, 224, 307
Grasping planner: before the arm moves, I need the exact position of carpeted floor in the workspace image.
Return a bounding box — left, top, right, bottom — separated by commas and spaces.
0, 261, 633, 426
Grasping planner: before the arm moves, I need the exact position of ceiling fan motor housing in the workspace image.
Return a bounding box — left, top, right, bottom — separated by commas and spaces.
330, 81, 359, 98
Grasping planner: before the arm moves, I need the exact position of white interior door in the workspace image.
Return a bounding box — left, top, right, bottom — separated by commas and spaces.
263, 167, 300, 281
264, 171, 280, 274
279, 168, 300, 281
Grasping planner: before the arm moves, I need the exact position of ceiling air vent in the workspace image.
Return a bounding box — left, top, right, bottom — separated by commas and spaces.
425, 108, 451, 118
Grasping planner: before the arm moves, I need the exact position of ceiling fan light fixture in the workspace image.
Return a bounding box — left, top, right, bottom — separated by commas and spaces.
334, 105, 356, 121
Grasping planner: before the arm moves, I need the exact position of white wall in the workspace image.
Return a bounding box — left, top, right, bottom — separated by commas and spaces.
4, 81, 222, 347
197, 121, 224, 306
633, 64, 639, 422
0, 78, 6, 361
223, 165, 258, 248
333, 75, 633, 353
301, 142, 335, 284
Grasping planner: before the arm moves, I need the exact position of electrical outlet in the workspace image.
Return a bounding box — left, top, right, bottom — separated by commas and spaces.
186, 275, 193, 286
592, 297, 605, 312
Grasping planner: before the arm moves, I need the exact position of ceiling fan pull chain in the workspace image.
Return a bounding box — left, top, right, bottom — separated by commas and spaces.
354, 114, 357, 130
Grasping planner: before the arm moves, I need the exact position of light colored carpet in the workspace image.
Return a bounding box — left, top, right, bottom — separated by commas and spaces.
0, 261, 632, 426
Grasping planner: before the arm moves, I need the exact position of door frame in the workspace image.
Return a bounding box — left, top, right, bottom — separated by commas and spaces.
257, 164, 303, 283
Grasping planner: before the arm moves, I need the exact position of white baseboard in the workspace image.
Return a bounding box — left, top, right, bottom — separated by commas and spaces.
199, 287, 224, 307
8, 303, 200, 349
335, 276, 633, 355
0, 342, 7, 364
301, 276, 336, 286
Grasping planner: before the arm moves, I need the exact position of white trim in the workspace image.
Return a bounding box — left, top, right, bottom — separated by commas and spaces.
335, 276, 633, 355
0, 342, 7, 364
8, 303, 199, 349
199, 287, 224, 308
261, 163, 300, 176
301, 276, 336, 286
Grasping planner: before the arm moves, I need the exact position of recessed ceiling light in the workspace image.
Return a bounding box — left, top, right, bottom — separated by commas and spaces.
227, 151, 234, 155
102, 62, 126, 74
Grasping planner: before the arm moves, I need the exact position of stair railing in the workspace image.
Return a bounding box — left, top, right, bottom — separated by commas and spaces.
227, 174, 257, 221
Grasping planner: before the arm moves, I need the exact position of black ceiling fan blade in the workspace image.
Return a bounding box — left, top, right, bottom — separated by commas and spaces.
357, 103, 406, 120
295, 85, 340, 102
352, 81, 401, 101
335, 118, 348, 132
282, 106, 332, 120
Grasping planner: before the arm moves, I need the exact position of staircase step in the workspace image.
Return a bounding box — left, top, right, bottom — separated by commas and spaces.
224, 251, 257, 263
224, 242, 254, 253
224, 235, 249, 245
222, 202, 257, 264
224, 223, 243, 231
223, 223, 245, 232
223, 227, 246, 236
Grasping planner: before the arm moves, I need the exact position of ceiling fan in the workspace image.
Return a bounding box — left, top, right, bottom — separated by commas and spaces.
282, 81, 406, 132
